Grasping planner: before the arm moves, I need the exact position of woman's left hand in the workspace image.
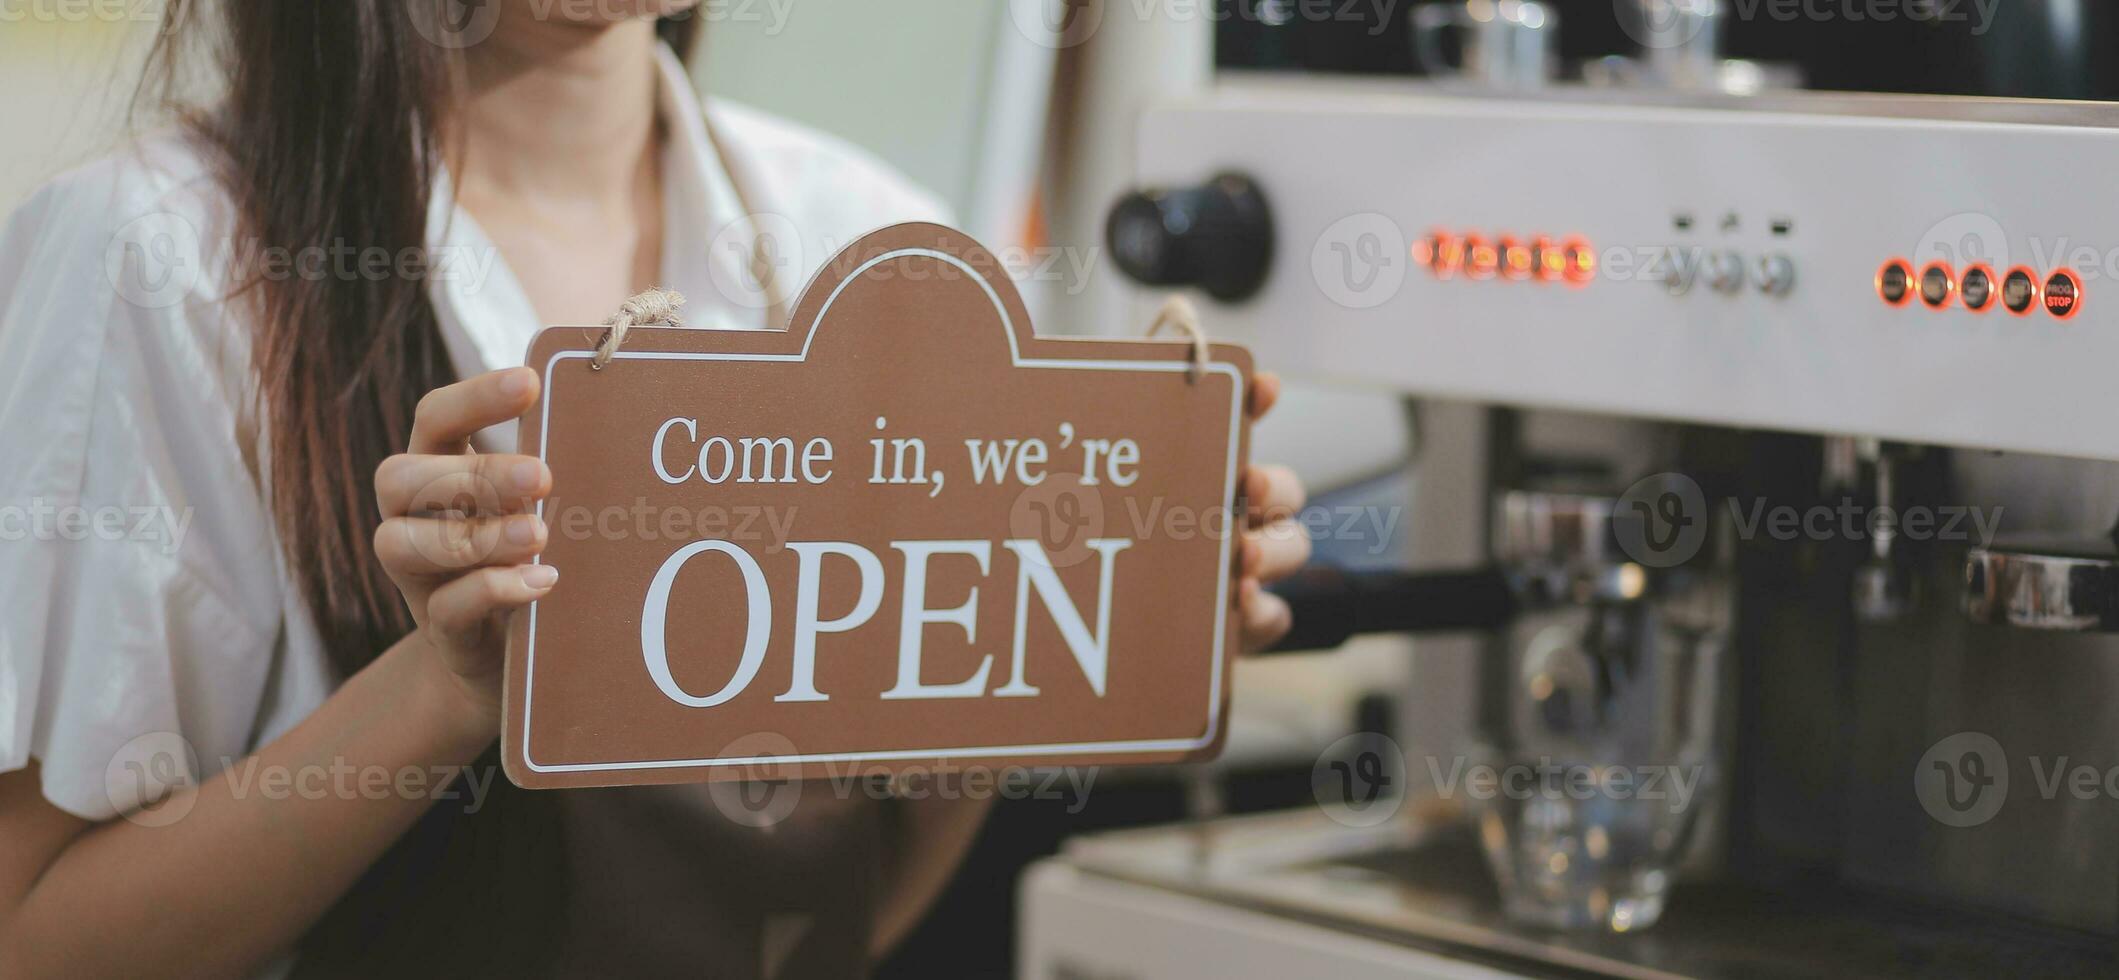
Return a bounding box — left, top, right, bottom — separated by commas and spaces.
1237, 371, 1310, 652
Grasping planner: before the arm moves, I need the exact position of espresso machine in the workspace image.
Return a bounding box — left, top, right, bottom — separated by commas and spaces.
1019, 1, 2119, 975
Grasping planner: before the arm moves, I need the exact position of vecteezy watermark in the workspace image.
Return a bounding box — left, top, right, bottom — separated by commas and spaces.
217, 757, 496, 813
1725, 496, 2001, 547
1313, 736, 1706, 828
103, 732, 496, 827
1010, 475, 1394, 569
1616, 0, 1716, 50
1313, 212, 1409, 310
702, 733, 1099, 828
547, 500, 802, 548
1914, 211, 2012, 276
707, 214, 1104, 313
105, 210, 503, 311
1914, 731, 2007, 828
1612, 472, 2003, 567
103, 730, 1089, 830
1915, 731, 2119, 829
0, 0, 174, 27
1313, 732, 1408, 827
398, 499, 806, 577
1616, 0, 2001, 48
415, 0, 503, 49
0, 498, 194, 555
1423, 755, 1706, 813
105, 732, 201, 827
1009, 0, 1403, 50
413, 0, 796, 50
1910, 211, 2119, 285
104, 211, 205, 311
1615, 472, 1709, 570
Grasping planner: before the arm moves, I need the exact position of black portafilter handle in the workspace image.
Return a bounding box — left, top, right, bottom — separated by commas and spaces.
1262, 564, 1517, 654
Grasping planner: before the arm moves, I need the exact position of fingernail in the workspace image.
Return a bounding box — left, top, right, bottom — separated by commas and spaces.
522, 565, 559, 589
506, 517, 537, 546
500, 369, 532, 398
512, 460, 543, 491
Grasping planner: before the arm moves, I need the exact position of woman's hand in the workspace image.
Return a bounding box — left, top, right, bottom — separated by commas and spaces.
1236, 371, 1310, 652
372, 366, 555, 725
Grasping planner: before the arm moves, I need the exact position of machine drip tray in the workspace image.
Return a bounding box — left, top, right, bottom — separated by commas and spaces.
1049, 807, 2118, 979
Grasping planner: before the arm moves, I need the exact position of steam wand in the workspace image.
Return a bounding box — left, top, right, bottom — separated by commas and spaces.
1261, 564, 1518, 654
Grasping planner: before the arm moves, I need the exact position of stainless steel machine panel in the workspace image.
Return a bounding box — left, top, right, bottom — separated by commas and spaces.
1135, 82, 2119, 460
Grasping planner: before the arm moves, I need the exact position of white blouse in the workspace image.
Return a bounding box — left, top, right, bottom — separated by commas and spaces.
0, 45, 948, 823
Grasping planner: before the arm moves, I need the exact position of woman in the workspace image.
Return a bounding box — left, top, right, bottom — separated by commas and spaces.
0, 3, 1309, 977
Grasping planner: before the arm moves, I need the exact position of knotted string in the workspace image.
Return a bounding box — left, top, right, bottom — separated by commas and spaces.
1145, 294, 1210, 382
590, 288, 687, 370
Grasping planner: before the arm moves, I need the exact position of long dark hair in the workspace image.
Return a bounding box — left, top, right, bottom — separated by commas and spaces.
148, 2, 696, 681
142, 4, 698, 973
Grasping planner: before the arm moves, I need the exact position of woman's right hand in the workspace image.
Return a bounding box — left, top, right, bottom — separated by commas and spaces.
373, 366, 555, 727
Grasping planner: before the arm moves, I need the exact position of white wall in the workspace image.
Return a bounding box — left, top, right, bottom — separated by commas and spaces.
0, 16, 158, 212
0, 5, 1004, 220
696, 3, 1002, 227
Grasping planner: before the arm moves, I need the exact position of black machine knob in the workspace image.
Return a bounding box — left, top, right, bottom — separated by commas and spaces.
1106, 173, 1274, 302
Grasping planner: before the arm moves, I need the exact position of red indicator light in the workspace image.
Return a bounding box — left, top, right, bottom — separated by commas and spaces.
1437, 236, 1465, 278
2044, 268, 2084, 320
1464, 235, 1498, 280
1416, 230, 1460, 279
1532, 236, 1564, 282
1561, 237, 1596, 286
1499, 236, 1535, 280
1417, 229, 1590, 285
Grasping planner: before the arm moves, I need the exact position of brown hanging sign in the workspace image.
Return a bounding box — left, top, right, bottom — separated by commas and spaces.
503, 223, 1253, 789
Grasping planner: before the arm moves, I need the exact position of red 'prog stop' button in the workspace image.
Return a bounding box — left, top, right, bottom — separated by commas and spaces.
2044, 269, 2083, 320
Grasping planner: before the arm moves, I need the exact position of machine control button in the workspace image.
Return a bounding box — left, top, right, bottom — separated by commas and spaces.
1662, 247, 1697, 295
1106, 172, 1274, 302
1754, 253, 1795, 296
2001, 267, 2040, 315
1877, 259, 1913, 306
1919, 262, 1955, 309
2045, 269, 2084, 320
1706, 250, 1745, 294
1959, 264, 1995, 312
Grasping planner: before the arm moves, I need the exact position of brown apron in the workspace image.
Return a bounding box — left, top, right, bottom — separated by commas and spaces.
293, 751, 893, 980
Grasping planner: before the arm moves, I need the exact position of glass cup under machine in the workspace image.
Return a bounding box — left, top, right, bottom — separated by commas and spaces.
1021, 1, 2119, 976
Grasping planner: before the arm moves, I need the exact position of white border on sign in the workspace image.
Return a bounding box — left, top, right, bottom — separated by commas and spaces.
520, 247, 1244, 774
